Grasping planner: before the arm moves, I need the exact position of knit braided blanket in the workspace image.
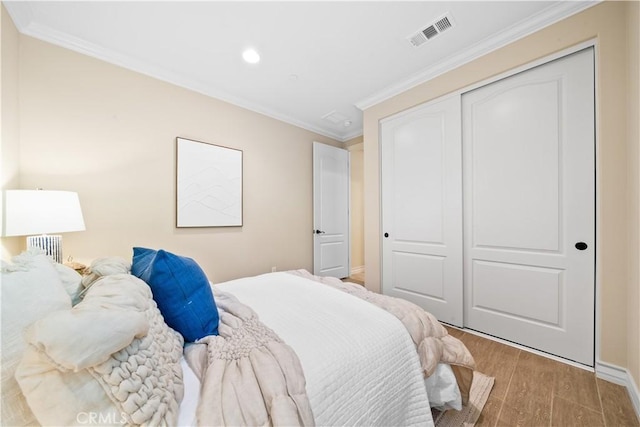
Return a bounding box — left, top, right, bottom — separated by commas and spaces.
184, 289, 315, 426
16, 274, 184, 426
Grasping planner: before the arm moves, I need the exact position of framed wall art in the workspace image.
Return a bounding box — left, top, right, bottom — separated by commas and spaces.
176, 137, 243, 227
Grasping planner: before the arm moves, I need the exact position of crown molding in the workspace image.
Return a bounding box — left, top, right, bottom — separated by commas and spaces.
5, 7, 348, 143
5, 1, 597, 141
2, 1, 34, 31
355, 0, 600, 111
340, 129, 364, 142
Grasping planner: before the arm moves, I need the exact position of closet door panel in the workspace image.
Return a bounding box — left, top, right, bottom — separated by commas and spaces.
381, 94, 463, 326
462, 48, 595, 366
393, 253, 445, 299
471, 81, 560, 251
392, 116, 444, 243
471, 260, 562, 325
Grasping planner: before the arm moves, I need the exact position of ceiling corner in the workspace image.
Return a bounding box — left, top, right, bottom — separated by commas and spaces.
3, 1, 35, 32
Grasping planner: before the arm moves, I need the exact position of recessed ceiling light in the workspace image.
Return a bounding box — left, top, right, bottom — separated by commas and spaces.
242, 48, 260, 64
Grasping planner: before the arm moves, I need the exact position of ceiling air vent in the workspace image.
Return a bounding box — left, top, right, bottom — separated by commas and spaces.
408, 13, 455, 48
322, 110, 350, 125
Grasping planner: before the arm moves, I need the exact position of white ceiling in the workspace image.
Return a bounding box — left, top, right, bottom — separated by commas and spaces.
4, 1, 598, 142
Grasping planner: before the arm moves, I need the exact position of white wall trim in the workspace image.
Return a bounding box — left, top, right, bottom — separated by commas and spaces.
3, 6, 348, 143
5, 1, 600, 142
3, 1, 34, 30
596, 361, 640, 421
356, 1, 599, 110
350, 265, 364, 275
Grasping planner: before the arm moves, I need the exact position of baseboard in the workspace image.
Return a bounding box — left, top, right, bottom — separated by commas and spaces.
350, 265, 364, 275
596, 360, 640, 421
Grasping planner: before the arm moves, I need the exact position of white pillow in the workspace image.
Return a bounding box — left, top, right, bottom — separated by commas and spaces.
80, 256, 131, 290
16, 273, 184, 426
53, 263, 83, 305
1, 249, 72, 427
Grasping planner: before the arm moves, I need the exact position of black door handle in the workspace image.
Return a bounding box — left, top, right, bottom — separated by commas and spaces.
384, 232, 389, 238
314, 230, 326, 234
575, 242, 588, 250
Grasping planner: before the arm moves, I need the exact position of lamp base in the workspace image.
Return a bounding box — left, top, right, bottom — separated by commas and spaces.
27, 235, 63, 263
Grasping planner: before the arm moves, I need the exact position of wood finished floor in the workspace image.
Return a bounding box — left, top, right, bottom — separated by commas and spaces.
445, 326, 640, 427
344, 273, 638, 426
346, 272, 365, 285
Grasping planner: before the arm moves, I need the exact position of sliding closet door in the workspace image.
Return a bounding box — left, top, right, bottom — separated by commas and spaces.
381, 95, 463, 326
462, 48, 595, 365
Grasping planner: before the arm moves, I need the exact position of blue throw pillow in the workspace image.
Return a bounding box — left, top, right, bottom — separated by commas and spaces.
131, 247, 219, 342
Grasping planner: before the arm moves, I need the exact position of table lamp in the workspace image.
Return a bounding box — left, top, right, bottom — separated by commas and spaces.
2, 189, 86, 263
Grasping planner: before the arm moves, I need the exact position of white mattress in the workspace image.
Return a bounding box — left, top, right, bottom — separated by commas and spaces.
177, 272, 461, 425
177, 358, 199, 427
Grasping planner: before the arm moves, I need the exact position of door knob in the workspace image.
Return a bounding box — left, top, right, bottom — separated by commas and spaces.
575, 242, 588, 250
384, 232, 389, 238
314, 230, 326, 234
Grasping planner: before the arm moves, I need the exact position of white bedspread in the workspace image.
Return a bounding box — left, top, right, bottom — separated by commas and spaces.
215, 272, 434, 427
177, 358, 199, 427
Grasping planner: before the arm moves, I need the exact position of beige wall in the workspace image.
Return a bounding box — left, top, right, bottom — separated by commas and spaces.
348, 142, 364, 271
363, 0, 637, 375
0, 5, 22, 259
627, 0, 640, 392
4, 34, 341, 283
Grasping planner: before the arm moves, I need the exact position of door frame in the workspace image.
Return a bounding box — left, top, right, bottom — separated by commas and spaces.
378, 38, 600, 368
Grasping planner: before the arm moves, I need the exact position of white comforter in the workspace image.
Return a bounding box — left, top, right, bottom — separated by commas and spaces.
213, 272, 434, 426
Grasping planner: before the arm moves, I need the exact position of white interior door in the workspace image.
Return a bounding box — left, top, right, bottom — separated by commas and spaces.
462, 48, 595, 365
381, 95, 463, 326
313, 142, 350, 278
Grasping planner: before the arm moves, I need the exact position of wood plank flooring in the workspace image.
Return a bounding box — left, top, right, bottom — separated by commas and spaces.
445, 326, 640, 427
342, 273, 638, 425
346, 272, 365, 285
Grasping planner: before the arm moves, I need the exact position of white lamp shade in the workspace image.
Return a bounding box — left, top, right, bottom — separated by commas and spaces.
3, 190, 86, 236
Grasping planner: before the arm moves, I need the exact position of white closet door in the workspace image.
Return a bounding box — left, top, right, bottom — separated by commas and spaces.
462, 48, 595, 365
381, 95, 463, 326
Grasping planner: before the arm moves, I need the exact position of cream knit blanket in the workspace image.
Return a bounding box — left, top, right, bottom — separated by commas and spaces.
184, 289, 314, 427
16, 274, 184, 426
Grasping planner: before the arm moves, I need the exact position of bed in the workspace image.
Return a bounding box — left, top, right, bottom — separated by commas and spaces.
1, 248, 476, 427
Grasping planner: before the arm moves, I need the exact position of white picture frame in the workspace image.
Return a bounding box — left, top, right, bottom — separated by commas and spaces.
176, 137, 243, 227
